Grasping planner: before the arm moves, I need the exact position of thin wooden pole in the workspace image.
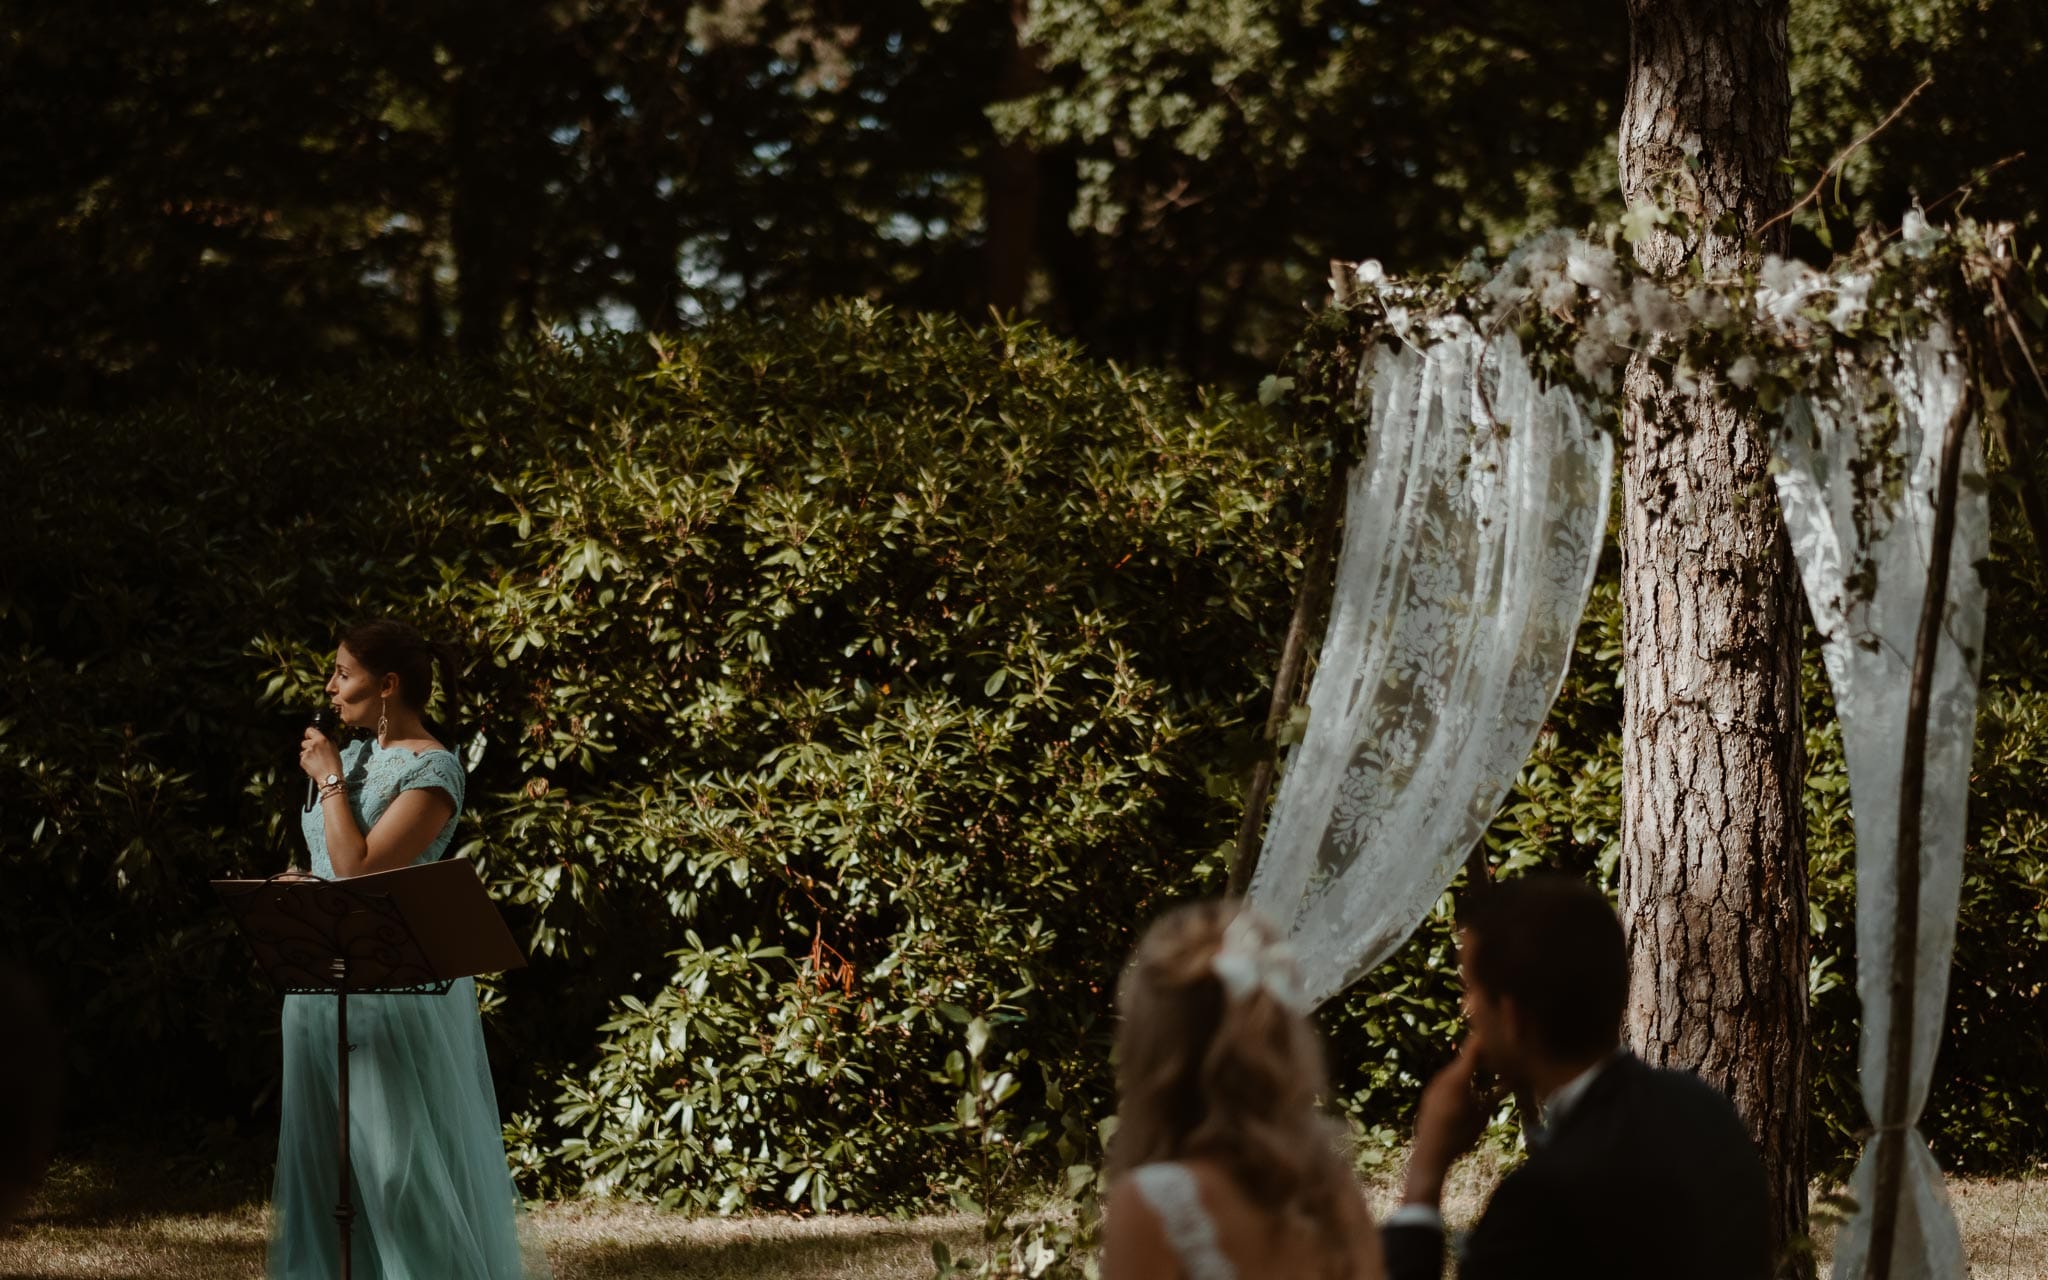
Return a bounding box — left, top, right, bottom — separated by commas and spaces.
1864, 360, 1974, 1280
334, 960, 356, 1280
1227, 455, 1349, 896
1228, 268, 1372, 897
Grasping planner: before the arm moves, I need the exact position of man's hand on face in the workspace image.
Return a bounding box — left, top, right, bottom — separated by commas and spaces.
1402, 1037, 1500, 1208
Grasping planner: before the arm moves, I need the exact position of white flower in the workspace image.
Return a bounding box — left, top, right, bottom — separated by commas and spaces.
1565, 242, 1621, 297
1481, 274, 1528, 310
1827, 275, 1872, 332
1760, 256, 1818, 296
1482, 230, 1571, 310
1685, 287, 1734, 330
1758, 256, 1826, 327
1601, 303, 1639, 345
1573, 333, 1619, 393
1728, 355, 1760, 388
1540, 275, 1579, 312
1429, 312, 1476, 343
1211, 912, 1310, 1015
1630, 279, 1684, 335
1521, 240, 1566, 282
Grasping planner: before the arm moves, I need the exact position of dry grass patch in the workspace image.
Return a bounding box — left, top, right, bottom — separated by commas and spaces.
532, 1203, 977, 1280
1767, 1172, 2048, 1279
0, 1156, 979, 1280
1933, 1174, 2047, 1280
4, 1152, 2042, 1279
1359, 1153, 2048, 1279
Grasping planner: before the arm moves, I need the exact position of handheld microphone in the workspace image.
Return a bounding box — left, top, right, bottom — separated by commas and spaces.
303, 707, 342, 812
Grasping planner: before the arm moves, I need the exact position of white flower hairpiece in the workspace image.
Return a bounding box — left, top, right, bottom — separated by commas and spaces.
1210, 911, 1311, 1016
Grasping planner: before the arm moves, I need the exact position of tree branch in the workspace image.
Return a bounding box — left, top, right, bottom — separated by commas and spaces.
1757, 77, 1932, 240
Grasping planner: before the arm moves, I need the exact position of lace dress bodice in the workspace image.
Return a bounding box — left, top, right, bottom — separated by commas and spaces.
299, 738, 466, 876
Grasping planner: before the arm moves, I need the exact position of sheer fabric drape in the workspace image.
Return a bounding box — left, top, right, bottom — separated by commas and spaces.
1773, 322, 1981, 1280
1247, 326, 1613, 1007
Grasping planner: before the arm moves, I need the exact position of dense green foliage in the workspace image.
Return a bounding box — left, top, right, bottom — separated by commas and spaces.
1790, 0, 2046, 252
7, 1, 2039, 392
2, 306, 1310, 1209
6, 306, 2048, 1227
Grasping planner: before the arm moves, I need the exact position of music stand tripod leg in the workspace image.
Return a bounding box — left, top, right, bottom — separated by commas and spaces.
332, 958, 355, 1280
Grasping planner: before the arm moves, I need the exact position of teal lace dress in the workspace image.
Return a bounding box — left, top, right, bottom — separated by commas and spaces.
270, 739, 541, 1280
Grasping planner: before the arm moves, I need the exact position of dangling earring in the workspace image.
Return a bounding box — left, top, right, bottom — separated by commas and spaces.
377, 698, 390, 747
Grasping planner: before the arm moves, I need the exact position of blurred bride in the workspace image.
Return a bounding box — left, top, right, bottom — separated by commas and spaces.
1103, 901, 1383, 1280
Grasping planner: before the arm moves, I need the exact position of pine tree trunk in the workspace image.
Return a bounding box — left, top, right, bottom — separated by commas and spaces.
1617, 0, 1808, 1258
982, 0, 1043, 315
446, 5, 548, 361
450, 55, 512, 360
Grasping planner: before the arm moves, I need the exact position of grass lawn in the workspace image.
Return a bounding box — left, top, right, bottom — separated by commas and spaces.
3, 1148, 2042, 1279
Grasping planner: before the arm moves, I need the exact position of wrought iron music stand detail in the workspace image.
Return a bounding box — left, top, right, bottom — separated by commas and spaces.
213, 860, 525, 1280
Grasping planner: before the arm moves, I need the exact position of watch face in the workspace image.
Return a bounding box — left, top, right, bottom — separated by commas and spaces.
324, 773, 341, 787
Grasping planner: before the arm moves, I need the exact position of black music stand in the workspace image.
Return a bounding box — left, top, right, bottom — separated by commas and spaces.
213, 859, 526, 1280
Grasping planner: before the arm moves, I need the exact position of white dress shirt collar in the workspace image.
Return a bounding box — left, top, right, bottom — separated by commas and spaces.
1537, 1049, 1622, 1133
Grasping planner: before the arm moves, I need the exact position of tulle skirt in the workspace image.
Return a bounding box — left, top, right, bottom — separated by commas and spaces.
269, 979, 545, 1279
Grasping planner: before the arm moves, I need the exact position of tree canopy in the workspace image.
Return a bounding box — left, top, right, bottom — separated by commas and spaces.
5, 0, 2037, 396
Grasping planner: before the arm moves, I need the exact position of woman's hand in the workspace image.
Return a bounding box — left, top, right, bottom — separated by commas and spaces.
299, 728, 344, 785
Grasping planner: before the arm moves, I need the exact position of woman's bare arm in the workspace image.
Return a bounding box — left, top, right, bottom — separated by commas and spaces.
320, 787, 455, 878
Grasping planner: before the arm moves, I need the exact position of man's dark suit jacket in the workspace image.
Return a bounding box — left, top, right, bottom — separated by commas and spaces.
1383, 1054, 1773, 1280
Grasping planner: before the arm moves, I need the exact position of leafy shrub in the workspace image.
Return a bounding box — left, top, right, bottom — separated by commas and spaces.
5, 302, 2046, 1227
1, 306, 1312, 1208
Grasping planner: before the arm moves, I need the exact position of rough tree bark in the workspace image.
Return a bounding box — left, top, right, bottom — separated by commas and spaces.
1617, 0, 1809, 1258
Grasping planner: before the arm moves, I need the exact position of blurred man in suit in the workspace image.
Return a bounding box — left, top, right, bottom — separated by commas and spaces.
1382, 875, 1773, 1280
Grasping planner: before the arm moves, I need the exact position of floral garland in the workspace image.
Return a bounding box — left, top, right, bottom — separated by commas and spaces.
1294, 213, 2027, 404
1273, 213, 2048, 594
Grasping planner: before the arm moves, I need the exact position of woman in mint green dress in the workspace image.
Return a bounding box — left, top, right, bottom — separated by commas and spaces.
274, 619, 542, 1280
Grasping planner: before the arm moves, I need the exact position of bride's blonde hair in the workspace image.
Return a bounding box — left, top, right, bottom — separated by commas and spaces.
1108, 899, 1359, 1274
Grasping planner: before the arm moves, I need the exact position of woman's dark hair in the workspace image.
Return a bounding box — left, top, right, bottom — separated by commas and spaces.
339, 619, 463, 736
1456, 873, 1628, 1061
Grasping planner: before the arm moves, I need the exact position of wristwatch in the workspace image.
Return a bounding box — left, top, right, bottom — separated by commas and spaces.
322, 772, 341, 789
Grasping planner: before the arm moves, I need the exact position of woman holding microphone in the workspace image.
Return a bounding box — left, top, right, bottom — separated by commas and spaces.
272, 619, 542, 1280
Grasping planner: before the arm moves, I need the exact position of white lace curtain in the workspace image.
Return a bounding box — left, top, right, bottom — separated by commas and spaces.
1773, 323, 1982, 1280
1246, 325, 1613, 1008
1252, 269, 1981, 1279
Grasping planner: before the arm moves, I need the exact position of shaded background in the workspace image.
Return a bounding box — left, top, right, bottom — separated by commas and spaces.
4, 0, 2039, 397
